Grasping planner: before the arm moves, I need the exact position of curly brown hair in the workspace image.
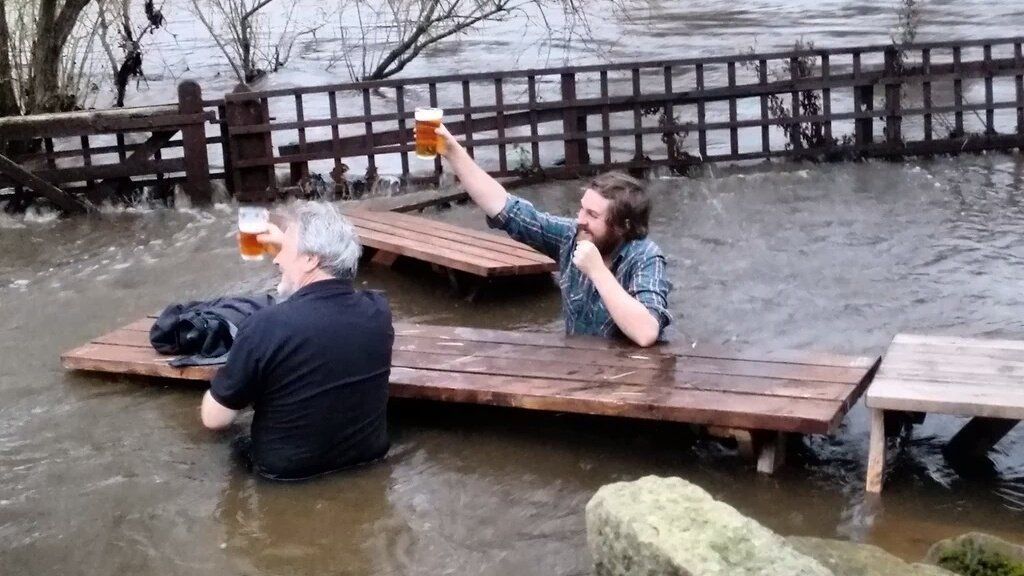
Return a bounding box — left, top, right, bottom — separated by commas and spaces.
588, 171, 650, 241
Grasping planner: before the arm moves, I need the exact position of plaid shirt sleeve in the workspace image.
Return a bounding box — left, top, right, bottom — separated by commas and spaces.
626, 251, 673, 334
486, 195, 576, 260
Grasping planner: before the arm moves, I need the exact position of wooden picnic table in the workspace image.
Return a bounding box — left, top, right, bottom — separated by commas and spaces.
865, 333, 1024, 493
346, 209, 556, 287
63, 317, 879, 474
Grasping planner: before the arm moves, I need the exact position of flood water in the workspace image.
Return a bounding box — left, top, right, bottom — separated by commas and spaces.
4, 0, 1024, 574
3, 154, 1024, 575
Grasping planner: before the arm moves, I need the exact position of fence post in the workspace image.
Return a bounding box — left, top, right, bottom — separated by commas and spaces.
178, 81, 212, 204
883, 47, 903, 151
855, 85, 874, 147
224, 83, 276, 203
560, 73, 589, 176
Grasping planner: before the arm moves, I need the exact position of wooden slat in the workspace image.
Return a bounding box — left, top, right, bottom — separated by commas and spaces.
350, 214, 527, 265
351, 217, 538, 269
355, 209, 545, 252
393, 323, 878, 369
388, 367, 842, 434
893, 333, 1024, 351
868, 378, 1024, 418
62, 343, 213, 381
393, 337, 866, 385
355, 227, 505, 276
391, 349, 855, 402
922, 49, 933, 141
348, 210, 554, 264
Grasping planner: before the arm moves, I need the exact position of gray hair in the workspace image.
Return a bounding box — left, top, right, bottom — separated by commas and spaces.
291, 201, 361, 280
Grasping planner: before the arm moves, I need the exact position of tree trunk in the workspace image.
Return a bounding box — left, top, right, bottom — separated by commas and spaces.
27, 0, 93, 113
0, 0, 19, 117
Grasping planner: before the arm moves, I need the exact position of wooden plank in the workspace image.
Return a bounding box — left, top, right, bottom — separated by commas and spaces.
429, 83, 443, 175
393, 337, 867, 386
893, 333, 1024, 351
362, 88, 376, 175
495, 78, 508, 174
886, 341, 1024, 365
393, 323, 878, 369
631, 68, 643, 160
351, 187, 469, 213
394, 87, 410, 176
867, 378, 1024, 418
391, 349, 857, 402
0, 105, 212, 139
62, 343, 214, 380
353, 227, 504, 276
350, 215, 533, 268
178, 80, 212, 204
348, 210, 554, 264
354, 209, 549, 253
922, 49, 933, 141
872, 368, 1024, 388
728, 62, 739, 155
388, 367, 842, 434
0, 153, 95, 214
599, 71, 611, 165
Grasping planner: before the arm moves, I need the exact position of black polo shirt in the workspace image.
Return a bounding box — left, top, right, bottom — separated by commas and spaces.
210, 278, 393, 480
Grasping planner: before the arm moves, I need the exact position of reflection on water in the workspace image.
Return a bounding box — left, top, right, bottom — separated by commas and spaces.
2, 154, 1024, 574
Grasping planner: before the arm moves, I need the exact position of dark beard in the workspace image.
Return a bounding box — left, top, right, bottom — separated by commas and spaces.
577, 226, 622, 256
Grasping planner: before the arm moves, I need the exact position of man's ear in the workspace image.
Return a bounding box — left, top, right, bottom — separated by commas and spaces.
303, 253, 321, 273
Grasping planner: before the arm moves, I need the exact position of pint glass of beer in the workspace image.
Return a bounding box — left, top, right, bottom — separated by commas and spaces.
415, 107, 443, 159
237, 206, 269, 261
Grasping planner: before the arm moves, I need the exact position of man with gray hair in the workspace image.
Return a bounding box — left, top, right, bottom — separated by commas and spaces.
200, 201, 394, 481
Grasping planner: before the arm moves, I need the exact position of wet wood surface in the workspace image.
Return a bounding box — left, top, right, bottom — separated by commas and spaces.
63, 318, 877, 436
865, 333, 1024, 493
346, 210, 556, 278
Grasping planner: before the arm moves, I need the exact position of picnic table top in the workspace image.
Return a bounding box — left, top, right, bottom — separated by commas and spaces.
346, 209, 556, 278
63, 318, 880, 435
866, 333, 1024, 420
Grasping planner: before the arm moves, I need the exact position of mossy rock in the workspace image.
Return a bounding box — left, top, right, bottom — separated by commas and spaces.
925, 533, 1024, 576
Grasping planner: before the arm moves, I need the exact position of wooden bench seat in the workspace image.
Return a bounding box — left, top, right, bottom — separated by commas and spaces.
865, 334, 1024, 493
63, 318, 879, 474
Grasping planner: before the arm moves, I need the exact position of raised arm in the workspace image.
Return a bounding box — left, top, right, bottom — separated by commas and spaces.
434, 124, 508, 217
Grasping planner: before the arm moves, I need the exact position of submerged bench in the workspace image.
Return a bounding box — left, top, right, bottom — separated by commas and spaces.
346, 209, 556, 286
62, 318, 879, 474
866, 334, 1024, 493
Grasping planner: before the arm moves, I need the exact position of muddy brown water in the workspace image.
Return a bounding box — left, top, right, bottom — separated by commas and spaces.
2, 155, 1024, 575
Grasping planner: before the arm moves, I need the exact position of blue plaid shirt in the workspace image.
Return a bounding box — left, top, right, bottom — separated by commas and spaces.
488, 195, 673, 340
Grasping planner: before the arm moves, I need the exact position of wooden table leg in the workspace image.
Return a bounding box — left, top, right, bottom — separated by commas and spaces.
370, 249, 400, 267
945, 417, 1019, 458
866, 408, 886, 493
756, 432, 787, 475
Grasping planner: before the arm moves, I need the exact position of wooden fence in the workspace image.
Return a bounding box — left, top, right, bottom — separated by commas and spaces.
2, 37, 1023, 211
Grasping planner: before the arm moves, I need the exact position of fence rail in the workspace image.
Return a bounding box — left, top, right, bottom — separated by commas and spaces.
2, 37, 1023, 211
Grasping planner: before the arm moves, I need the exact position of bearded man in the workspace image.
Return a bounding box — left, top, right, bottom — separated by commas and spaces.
433, 125, 672, 347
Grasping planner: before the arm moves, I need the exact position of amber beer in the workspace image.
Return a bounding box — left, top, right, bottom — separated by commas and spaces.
237, 206, 269, 261
415, 107, 443, 159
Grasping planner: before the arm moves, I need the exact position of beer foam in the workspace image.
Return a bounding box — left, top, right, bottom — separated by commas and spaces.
238, 221, 268, 234
415, 108, 443, 121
